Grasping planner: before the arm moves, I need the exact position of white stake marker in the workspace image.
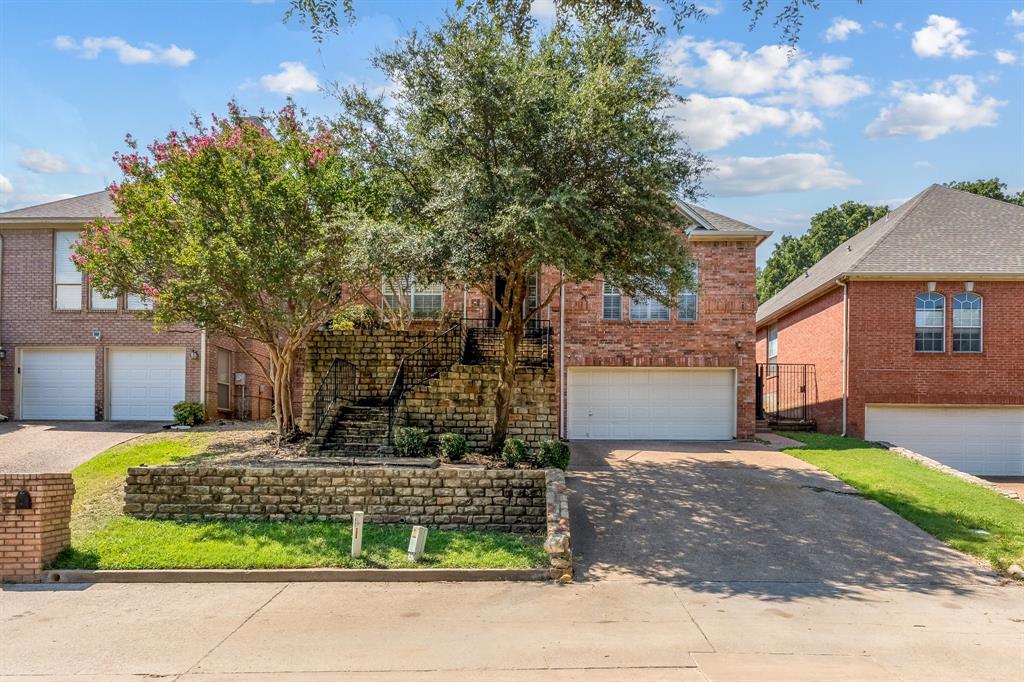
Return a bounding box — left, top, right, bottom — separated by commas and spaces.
407, 525, 428, 562
351, 511, 364, 558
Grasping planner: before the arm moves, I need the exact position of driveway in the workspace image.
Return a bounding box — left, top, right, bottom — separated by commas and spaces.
568, 440, 998, 586
0, 421, 161, 473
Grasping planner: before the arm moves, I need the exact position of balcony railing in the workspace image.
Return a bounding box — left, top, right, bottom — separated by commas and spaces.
461, 317, 553, 368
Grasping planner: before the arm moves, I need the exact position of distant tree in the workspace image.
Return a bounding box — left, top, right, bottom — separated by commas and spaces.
944, 178, 1024, 206
757, 202, 889, 303
72, 103, 372, 439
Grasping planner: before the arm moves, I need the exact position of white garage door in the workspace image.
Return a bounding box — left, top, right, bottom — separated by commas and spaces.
20, 348, 96, 420
108, 348, 186, 421
866, 405, 1024, 476
568, 368, 736, 440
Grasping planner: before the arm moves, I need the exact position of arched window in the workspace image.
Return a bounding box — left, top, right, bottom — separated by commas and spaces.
915, 292, 945, 352
952, 292, 982, 352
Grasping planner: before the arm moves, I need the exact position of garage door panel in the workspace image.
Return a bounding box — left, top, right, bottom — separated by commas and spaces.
866, 405, 1024, 476
109, 349, 186, 421
21, 349, 96, 420
568, 368, 735, 440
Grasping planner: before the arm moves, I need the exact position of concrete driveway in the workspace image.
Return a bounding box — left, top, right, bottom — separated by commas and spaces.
568, 440, 997, 586
0, 421, 161, 473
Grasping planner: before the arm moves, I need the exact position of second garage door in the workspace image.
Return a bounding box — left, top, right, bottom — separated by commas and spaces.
866, 404, 1024, 476
108, 348, 186, 421
568, 368, 736, 440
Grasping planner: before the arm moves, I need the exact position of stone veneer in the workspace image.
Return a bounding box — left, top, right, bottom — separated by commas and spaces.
1, 473, 75, 582
125, 465, 547, 533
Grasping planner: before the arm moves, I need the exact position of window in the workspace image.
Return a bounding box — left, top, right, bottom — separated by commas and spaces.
126, 293, 154, 311
767, 325, 778, 364
90, 287, 118, 311
952, 292, 982, 352
602, 281, 621, 320
54, 230, 82, 310
216, 348, 232, 411
630, 286, 670, 321
383, 275, 443, 319
915, 292, 945, 352
677, 264, 699, 321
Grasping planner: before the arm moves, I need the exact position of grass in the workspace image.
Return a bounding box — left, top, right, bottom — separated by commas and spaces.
781, 432, 1024, 574
52, 432, 546, 571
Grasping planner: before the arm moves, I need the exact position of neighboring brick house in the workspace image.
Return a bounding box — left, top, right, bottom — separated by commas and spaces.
756, 185, 1024, 476
0, 192, 273, 422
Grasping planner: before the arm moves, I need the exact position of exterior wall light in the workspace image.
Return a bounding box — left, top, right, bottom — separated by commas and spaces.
190, 349, 199, 360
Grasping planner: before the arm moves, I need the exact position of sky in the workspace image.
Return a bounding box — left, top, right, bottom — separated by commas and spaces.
1, 0, 1022, 264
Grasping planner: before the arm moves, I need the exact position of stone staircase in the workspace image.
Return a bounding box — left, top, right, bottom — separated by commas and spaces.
308, 403, 391, 456
463, 327, 551, 367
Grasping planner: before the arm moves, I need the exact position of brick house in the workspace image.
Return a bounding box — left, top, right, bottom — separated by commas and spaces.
303, 203, 768, 446
0, 192, 273, 422
755, 185, 1024, 475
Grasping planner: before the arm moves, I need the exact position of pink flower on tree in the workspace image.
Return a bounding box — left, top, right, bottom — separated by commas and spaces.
141, 283, 160, 298
307, 147, 327, 167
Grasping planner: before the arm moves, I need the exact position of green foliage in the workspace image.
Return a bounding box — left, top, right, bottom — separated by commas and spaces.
537, 439, 570, 470
172, 401, 206, 427
394, 426, 431, 457
757, 202, 890, 303
438, 432, 469, 462
944, 178, 1024, 206
331, 304, 382, 330
501, 438, 530, 467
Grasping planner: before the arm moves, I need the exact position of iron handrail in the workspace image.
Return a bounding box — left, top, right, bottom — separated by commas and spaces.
386, 322, 462, 443
312, 358, 358, 437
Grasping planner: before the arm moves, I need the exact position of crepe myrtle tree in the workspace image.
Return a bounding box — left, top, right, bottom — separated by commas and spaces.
73, 102, 371, 439
337, 10, 708, 450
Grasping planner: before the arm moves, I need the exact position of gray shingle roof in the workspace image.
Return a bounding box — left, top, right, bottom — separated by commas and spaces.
757, 184, 1024, 325
679, 202, 770, 239
0, 191, 115, 222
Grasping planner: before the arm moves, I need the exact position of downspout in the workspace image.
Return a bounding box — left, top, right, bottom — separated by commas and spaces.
836, 279, 848, 437
462, 285, 468, 319
199, 329, 207, 407
559, 272, 566, 440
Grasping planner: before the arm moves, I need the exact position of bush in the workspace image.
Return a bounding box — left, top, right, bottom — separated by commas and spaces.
501, 438, 529, 467
537, 439, 571, 470
394, 426, 430, 457
173, 401, 205, 426
331, 304, 381, 330
438, 432, 468, 462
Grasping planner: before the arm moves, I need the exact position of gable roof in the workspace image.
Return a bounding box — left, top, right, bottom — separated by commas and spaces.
0, 191, 115, 223
678, 202, 771, 243
756, 184, 1024, 326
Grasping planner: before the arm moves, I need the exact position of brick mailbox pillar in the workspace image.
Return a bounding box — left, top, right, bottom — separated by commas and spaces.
1, 474, 75, 583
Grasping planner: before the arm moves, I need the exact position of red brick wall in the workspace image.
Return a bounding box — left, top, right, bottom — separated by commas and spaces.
204, 336, 275, 421
0, 473, 74, 582
846, 279, 1024, 438
756, 286, 846, 433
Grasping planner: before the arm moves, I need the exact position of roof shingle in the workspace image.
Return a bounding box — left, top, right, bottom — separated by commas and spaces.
0, 191, 115, 221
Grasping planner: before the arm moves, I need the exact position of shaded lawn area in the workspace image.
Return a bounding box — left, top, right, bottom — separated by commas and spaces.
782, 432, 1024, 575
52, 433, 546, 570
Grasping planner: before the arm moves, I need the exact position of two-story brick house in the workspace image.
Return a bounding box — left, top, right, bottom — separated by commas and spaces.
0, 192, 272, 422
755, 185, 1024, 475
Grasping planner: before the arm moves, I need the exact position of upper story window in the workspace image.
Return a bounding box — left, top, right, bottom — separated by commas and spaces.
602, 281, 621, 320
90, 286, 118, 311
952, 292, 982, 353
915, 292, 945, 352
383, 275, 443, 319
767, 325, 778, 365
630, 286, 670, 321
677, 264, 699, 321
126, 293, 154, 311
54, 230, 82, 310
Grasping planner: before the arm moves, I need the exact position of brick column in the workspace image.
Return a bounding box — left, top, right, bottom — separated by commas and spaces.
1, 474, 75, 583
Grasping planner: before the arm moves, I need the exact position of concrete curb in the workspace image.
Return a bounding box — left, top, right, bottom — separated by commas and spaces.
41, 567, 551, 584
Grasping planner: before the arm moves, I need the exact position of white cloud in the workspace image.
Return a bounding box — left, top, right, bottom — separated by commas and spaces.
825, 17, 863, 43
530, 0, 557, 20
705, 153, 860, 197
662, 37, 870, 108
994, 49, 1018, 65
913, 160, 934, 169
53, 35, 195, 66
865, 75, 1004, 140
18, 149, 89, 174
259, 61, 319, 94
669, 94, 820, 151
0, 174, 12, 194
912, 15, 976, 59
696, 1, 723, 16
1009, 10, 1024, 27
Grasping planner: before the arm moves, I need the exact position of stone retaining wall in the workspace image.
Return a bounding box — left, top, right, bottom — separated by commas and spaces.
125, 465, 547, 533
1, 473, 74, 582
544, 470, 572, 582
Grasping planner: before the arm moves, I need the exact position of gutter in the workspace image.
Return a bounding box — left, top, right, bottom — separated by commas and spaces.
559, 273, 566, 440
837, 279, 848, 437
199, 329, 207, 407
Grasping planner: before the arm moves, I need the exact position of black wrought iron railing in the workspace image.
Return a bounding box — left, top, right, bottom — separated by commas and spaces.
386, 322, 463, 443
756, 363, 817, 424
461, 317, 553, 368
312, 358, 358, 437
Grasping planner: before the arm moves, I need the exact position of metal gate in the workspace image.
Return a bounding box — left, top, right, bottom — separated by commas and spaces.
756, 363, 817, 428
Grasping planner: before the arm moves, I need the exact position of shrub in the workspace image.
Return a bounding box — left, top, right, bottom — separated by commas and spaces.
394, 426, 430, 457
173, 400, 205, 426
537, 439, 571, 470
438, 432, 468, 462
501, 438, 529, 467
331, 304, 381, 330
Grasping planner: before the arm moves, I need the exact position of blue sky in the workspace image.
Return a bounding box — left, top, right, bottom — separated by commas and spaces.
1, 0, 1022, 263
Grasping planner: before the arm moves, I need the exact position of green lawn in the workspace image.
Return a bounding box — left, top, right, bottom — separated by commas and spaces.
781, 432, 1024, 575
52, 433, 546, 571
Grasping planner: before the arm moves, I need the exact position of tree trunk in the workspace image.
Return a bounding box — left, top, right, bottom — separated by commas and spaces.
269, 349, 298, 441
489, 279, 525, 452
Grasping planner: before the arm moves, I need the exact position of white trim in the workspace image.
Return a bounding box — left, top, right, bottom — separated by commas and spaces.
199, 330, 207, 407
952, 291, 983, 354
837, 279, 848, 436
